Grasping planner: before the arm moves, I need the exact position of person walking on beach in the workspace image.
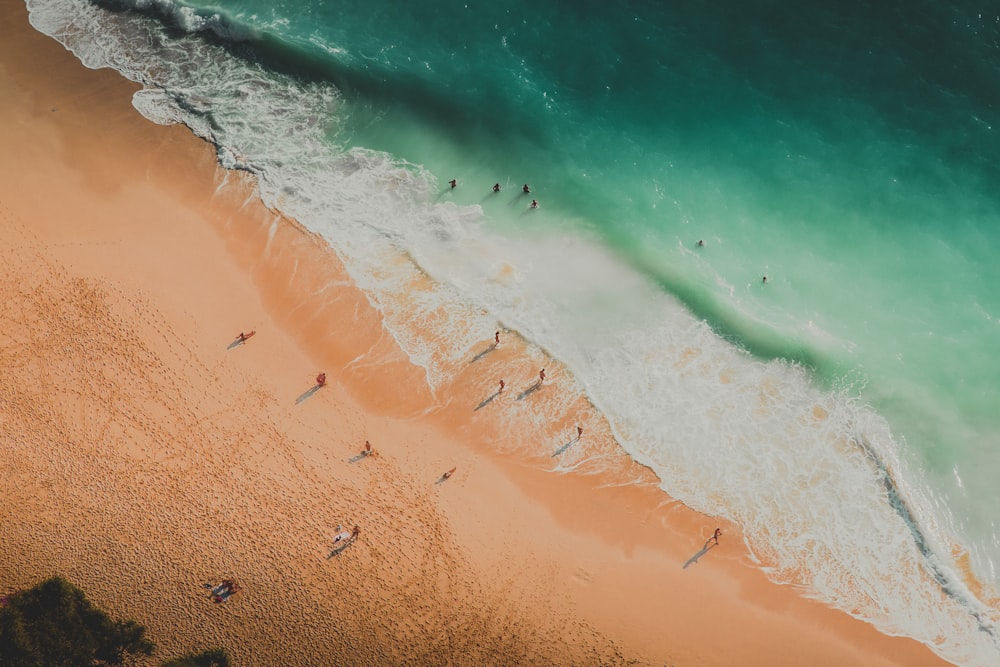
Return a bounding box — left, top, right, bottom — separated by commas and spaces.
538, 368, 546, 385
316, 372, 327, 387
443, 467, 456, 480
364, 440, 374, 457
449, 179, 457, 188
710, 527, 722, 545
493, 183, 501, 193
494, 330, 501, 347
577, 425, 583, 440
498, 379, 505, 395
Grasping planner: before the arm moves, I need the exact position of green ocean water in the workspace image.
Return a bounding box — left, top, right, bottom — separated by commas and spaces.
251, 0, 1000, 550
27, 0, 1000, 662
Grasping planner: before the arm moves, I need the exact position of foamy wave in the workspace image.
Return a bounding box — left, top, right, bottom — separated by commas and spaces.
25, 0, 1000, 664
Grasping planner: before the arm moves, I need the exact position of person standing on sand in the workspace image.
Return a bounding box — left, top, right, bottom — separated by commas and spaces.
494, 330, 501, 347
577, 425, 583, 440
499, 379, 505, 394
711, 528, 722, 545
538, 368, 546, 385
316, 372, 327, 387
364, 440, 374, 456
443, 467, 456, 480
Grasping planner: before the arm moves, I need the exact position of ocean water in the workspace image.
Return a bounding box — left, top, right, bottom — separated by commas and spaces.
25, 0, 1000, 663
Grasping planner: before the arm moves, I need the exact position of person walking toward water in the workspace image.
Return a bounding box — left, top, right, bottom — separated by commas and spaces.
523, 183, 531, 193
711, 528, 722, 545
443, 467, 456, 480
449, 179, 457, 188
316, 372, 327, 387
538, 368, 546, 385
577, 425, 583, 440
498, 379, 505, 395
364, 440, 374, 456
494, 330, 501, 347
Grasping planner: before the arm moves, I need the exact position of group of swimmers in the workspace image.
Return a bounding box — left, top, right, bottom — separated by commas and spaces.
449, 179, 538, 209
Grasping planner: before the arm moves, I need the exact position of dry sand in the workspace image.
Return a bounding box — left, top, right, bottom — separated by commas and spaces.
0, 3, 954, 665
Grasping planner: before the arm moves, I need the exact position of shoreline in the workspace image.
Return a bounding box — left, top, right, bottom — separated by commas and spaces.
0, 4, 955, 666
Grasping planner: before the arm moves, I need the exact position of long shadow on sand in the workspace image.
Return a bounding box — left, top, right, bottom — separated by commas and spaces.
516, 382, 542, 401
682, 541, 718, 569
327, 538, 358, 559
226, 337, 247, 351
468, 344, 497, 364
349, 451, 373, 464
474, 390, 502, 411
295, 384, 322, 404
552, 436, 581, 457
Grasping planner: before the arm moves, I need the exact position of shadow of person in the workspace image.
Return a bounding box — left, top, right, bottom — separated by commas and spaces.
474, 391, 501, 411
682, 541, 718, 569
468, 345, 496, 364
551, 435, 581, 457
516, 381, 542, 401
226, 336, 246, 351
295, 384, 322, 404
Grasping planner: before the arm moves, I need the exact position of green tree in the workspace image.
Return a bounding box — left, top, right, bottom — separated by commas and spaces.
0, 576, 154, 666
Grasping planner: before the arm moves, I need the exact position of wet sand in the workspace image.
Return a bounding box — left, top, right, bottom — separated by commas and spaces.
0, 3, 954, 665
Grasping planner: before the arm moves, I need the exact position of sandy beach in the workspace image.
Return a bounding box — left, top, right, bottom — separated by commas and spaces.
0, 3, 955, 665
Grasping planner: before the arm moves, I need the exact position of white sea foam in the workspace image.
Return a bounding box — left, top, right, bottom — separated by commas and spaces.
25, 1, 1000, 664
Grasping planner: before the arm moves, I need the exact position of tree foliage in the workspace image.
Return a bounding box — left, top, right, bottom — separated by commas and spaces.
0, 576, 154, 666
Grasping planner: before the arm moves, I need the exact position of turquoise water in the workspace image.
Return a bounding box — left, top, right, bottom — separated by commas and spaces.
28, 0, 1000, 663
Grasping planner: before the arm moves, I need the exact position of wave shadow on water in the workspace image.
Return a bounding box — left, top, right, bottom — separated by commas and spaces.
682, 541, 718, 569
854, 434, 998, 639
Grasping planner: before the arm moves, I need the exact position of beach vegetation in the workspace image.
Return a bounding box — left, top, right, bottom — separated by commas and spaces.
0, 575, 154, 666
